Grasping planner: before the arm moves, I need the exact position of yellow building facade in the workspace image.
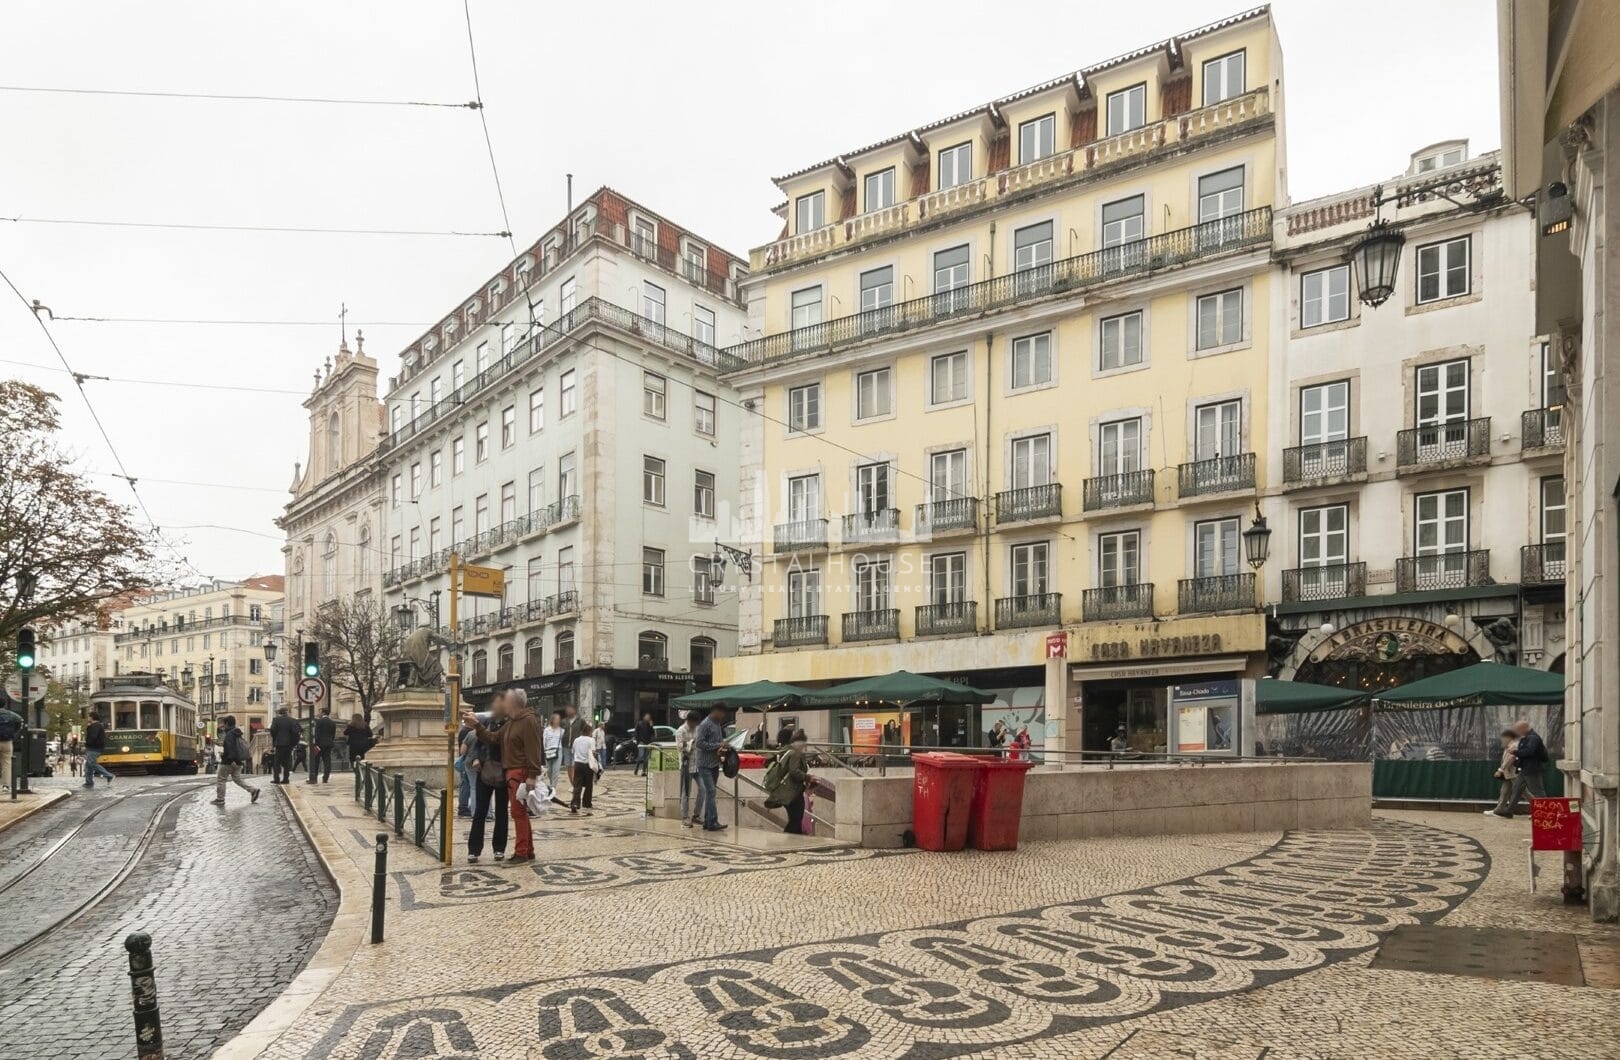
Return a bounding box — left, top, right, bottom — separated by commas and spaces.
721, 8, 1282, 754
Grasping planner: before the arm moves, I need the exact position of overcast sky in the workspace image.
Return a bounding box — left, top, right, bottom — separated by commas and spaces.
0, 0, 1500, 583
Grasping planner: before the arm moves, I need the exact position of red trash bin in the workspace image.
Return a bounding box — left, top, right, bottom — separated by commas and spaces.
911, 752, 979, 851
969, 757, 1035, 851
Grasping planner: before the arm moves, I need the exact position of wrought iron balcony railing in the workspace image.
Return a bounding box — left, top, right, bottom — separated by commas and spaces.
1522, 407, 1565, 450
774, 615, 828, 647
1396, 417, 1492, 467
1177, 573, 1255, 613
1282, 562, 1368, 603
842, 609, 899, 642
841, 509, 900, 545
1178, 453, 1256, 498
1083, 469, 1155, 511
915, 497, 978, 535
995, 483, 1062, 524
994, 593, 1062, 629
915, 601, 977, 636
1521, 543, 1567, 585
1395, 550, 1491, 592
1082, 583, 1155, 622
1282, 438, 1368, 482
773, 519, 829, 552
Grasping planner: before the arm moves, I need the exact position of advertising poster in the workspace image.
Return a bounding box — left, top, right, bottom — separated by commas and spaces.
979, 685, 1047, 753
848, 712, 910, 754
1172, 680, 1239, 754
1175, 705, 1208, 753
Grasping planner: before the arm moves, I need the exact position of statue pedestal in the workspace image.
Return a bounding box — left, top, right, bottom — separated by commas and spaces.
365, 688, 457, 791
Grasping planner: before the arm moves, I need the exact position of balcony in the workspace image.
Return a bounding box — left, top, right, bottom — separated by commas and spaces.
1177, 453, 1256, 498
995, 593, 1062, 630
1282, 562, 1368, 603
1521, 543, 1567, 586
915, 601, 977, 637
1396, 417, 1492, 468
774, 519, 829, 553
995, 483, 1062, 524
1083, 583, 1155, 622
1177, 573, 1255, 614
916, 497, 978, 536
544, 590, 579, 616
731, 206, 1273, 366
555, 653, 575, 673
1522, 407, 1565, 451
1282, 438, 1368, 484
842, 609, 900, 642
1083, 469, 1155, 512
841, 509, 900, 546
774, 615, 828, 647
637, 655, 669, 671
1395, 550, 1492, 592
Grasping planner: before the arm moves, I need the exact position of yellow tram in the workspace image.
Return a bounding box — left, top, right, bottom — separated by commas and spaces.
89, 672, 201, 774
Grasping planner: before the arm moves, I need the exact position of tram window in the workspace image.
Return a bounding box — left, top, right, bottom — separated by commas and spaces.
116, 704, 136, 729
141, 701, 161, 729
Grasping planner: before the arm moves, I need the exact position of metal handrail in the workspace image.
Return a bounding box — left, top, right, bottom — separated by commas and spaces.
800, 740, 1324, 770
728, 765, 834, 833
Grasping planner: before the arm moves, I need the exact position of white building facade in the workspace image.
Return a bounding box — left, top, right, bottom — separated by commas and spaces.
378, 188, 748, 731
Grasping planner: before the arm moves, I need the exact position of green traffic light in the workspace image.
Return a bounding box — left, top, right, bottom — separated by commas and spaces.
17, 651, 35, 670
16, 628, 36, 671
303, 662, 319, 677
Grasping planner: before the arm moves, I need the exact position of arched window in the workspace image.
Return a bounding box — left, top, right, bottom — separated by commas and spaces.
322, 532, 338, 600
496, 643, 514, 681
327, 412, 341, 470
555, 631, 575, 672
524, 637, 543, 676
357, 525, 371, 577
689, 636, 716, 676
470, 649, 488, 686
637, 631, 668, 670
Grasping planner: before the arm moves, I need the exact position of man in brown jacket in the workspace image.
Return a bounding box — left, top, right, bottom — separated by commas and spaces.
464, 689, 541, 862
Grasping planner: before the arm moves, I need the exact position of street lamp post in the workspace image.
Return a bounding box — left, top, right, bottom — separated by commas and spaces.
1242, 504, 1272, 611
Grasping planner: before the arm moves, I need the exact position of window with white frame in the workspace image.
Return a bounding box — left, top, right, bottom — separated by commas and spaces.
1106, 83, 1146, 135
683, 242, 706, 281
476, 341, 491, 375
1011, 433, 1052, 488
408, 527, 420, 561
452, 360, 466, 391
452, 437, 465, 475
501, 405, 516, 448
693, 305, 716, 345
929, 449, 968, 502
1300, 381, 1350, 446
451, 506, 464, 543
643, 455, 666, 506
1301, 265, 1350, 327
795, 191, 825, 233
1416, 359, 1470, 428
644, 371, 667, 420
930, 351, 968, 404
1100, 310, 1144, 369
856, 367, 893, 419
501, 321, 515, 356
859, 267, 893, 312
790, 286, 823, 330
1102, 194, 1145, 252
410, 462, 421, 499
864, 168, 895, 211
788, 383, 821, 432
1194, 517, 1241, 577
1299, 505, 1348, 582
1011, 332, 1052, 389
937, 142, 972, 189
560, 276, 577, 314
933, 244, 970, 300
1415, 488, 1469, 561
500, 481, 517, 523
693, 556, 715, 604
1197, 166, 1245, 224
1010, 541, 1050, 596
558, 452, 577, 500
928, 552, 966, 605
528, 467, 545, 513
556, 546, 575, 593
854, 559, 890, 613
475, 422, 490, 461
1013, 222, 1053, 292
1194, 400, 1242, 460
529, 387, 544, 433
643, 283, 666, 325
694, 470, 716, 518
1202, 50, 1245, 104
474, 494, 490, 535
390, 473, 401, 507
1196, 288, 1243, 349
856, 462, 891, 514
430, 450, 443, 488
694, 390, 716, 435
1542, 476, 1566, 557
787, 569, 821, 619
1098, 530, 1140, 586
787, 474, 820, 521
1098, 417, 1142, 474
560, 369, 576, 415
389, 405, 402, 434
633, 215, 656, 255
429, 517, 443, 553
1416, 236, 1470, 303
429, 376, 442, 406
642, 547, 665, 596
1019, 114, 1056, 163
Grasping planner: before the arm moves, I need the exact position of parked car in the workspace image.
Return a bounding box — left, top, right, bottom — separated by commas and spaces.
610, 725, 678, 764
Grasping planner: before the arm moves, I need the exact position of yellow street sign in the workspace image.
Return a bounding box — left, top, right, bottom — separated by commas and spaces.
460, 563, 506, 599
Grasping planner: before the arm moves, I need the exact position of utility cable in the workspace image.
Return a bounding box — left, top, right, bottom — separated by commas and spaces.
0, 356, 310, 397
460, 0, 516, 261
3, 216, 510, 238
0, 84, 482, 109
52, 315, 432, 327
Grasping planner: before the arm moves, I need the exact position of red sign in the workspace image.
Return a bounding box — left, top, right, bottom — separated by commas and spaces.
1045, 632, 1068, 659
1531, 797, 1582, 852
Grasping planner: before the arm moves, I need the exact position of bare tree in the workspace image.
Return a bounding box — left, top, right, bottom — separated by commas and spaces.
0, 381, 156, 642
308, 594, 403, 724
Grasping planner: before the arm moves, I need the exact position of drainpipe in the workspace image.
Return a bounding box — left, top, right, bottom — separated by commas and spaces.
982, 223, 996, 634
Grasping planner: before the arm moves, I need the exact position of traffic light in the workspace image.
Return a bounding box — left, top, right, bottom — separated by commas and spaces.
16, 628, 36, 671
302, 641, 320, 678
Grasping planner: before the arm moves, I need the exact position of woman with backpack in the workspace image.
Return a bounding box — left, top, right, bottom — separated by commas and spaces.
764, 729, 812, 834
466, 699, 509, 863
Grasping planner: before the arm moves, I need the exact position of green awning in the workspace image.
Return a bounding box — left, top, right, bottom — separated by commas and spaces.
670, 679, 808, 711
799, 670, 996, 708
1374, 661, 1565, 708
1255, 679, 1370, 715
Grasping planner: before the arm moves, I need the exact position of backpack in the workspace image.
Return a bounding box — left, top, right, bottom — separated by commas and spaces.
225, 728, 249, 765
763, 751, 788, 795
0, 710, 21, 742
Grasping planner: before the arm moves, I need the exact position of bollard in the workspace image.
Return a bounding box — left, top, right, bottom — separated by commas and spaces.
371, 832, 388, 944
413, 780, 427, 847
392, 773, 406, 838
124, 932, 165, 1060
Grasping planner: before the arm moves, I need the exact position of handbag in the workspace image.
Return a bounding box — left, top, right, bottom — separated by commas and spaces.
478, 758, 505, 787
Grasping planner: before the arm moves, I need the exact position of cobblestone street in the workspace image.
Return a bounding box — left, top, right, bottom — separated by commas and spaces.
238, 778, 1620, 1060
0, 775, 337, 1060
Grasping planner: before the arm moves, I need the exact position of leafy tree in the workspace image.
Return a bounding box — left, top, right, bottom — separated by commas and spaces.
0, 381, 156, 643
42, 678, 86, 741
307, 594, 403, 724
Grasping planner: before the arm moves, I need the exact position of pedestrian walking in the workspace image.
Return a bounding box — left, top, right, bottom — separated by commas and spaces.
570, 723, 597, 813
212, 715, 261, 806
695, 706, 728, 832
466, 696, 509, 863
675, 710, 701, 826
1495, 719, 1551, 818
462, 689, 541, 863
83, 711, 115, 787
344, 712, 373, 766
0, 702, 23, 794
634, 713, 655, 776
562, 704, 584, 768
1486, 729, 1519, 817
306, 707, 336, 783
202, 737, 218, 774
592, 718, 609, 774
765, 728, 812, 834
455, 718, 477, 816
542, 711, 563, 794
269, 707, 301, 784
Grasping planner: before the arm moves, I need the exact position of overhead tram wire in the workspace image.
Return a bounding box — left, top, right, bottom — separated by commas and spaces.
0, 84, 482, 110
460, 0, 516, 260
0, 356, 310, 397
3, 216, 510, 239
53, 315, 433, 327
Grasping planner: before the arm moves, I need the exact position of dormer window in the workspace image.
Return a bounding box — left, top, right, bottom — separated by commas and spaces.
683, 241, 707, 281
1413, 144, 1467, 174
633, 215, 657, 257
1106, 84, 1146, 135
864, 168, 896, 211
794, 191, 825, 234
1018, 114, 1056, 164
1202, 51, 1246, 105
423, 337, 438, 356
937, 142, 972, 190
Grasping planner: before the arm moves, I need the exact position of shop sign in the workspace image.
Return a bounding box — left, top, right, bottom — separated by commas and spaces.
1045, 632, 1068, 658
1307, 617, 1472, 665
1070, 616, 1263, 664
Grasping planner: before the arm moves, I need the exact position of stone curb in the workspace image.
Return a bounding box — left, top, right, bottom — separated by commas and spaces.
0, 787, 71, 833
213, 781, 373, 1059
